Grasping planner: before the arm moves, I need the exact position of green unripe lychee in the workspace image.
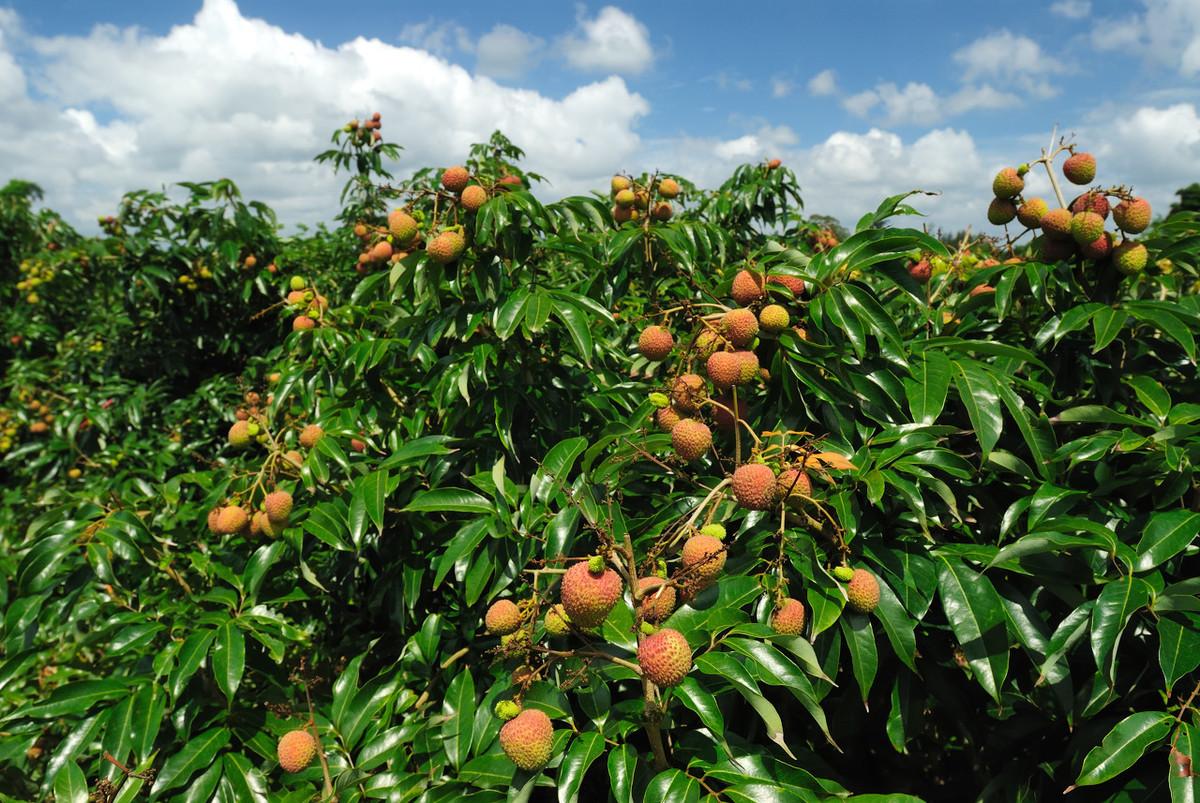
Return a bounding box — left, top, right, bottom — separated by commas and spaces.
494, 700, 521, 720
758, 304, 790, 334
228, 420, 252, 448
543, 604, 571, 636
699, 523, 726, 540
1113, 241, 1148, 275
648, 392, 670, 408
1070, 211, 1106, 245
289, 276, 306, 291
1113, 198, 1151, 233
1062, 152, 1096, 185
833, 566, 856, 582
1016, 198, 1049, 228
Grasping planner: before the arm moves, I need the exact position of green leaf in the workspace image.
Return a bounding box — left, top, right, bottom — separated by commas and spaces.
1091, 575, 1151, 683
839, 613, 877, 704
1070, 711, 1172, 789
21, 679, 127, 719
442, 670, 476, 771
1135, 510, 1200, 572
359, 470, 388, 533
210, 620, 245, 702
645, 769, 701, 802
676, 677, 725, 737
1156, 614, 1200, 694
53, 761, 87, 803
951, 359, 1003, 458
557, 732, 604, 803
403, 488, 494, 514
1091, 307, 1128, 352
904, 351, 951, 425
607, 744, 637, 803
935, 556, 1009, 703
151, 727, 230, 797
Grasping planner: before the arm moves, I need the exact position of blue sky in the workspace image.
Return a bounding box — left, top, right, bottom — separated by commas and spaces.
1, 0, 1198, 232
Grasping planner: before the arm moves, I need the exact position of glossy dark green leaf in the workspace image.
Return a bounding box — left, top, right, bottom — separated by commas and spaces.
557, 731, 604, 803
210, 620, 245, 702
936, 556, 1009, 703
442, 670, 476, 771
1135, 510, 1200, 572
1070, 711, 1171, 789
151, 727, 230, 797
607, 744, 637, 803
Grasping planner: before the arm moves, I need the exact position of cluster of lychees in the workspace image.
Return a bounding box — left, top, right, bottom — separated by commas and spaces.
342, 111, 386, 148
608, 173, 681, 225
283, 276, 330, 332
988, 147, 1151, 276
482, 255, 884, 772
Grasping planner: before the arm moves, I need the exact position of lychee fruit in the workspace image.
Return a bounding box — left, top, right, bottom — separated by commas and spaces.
1070, 191, 1110, 219
611, 175, 632, 193
734, 350, 760, 384
427, 231, 466, 264
1062, 152, 1096, 185
388, 210, 418, 245
638, 326, 674, 361
658, 178, 680, 198
681, 534, 726, 586
560, 561, 623, 628
486, 599, 522, 635
651, 202, 673, 221
638, 576, 677, 623
731, 269, 765, 305
614, 188, 636, 208
370, 241, 393, 263
776, 468, 812, 506
655, 406, 682, 431
441, 166, 470, 193
544, 604, 571, 636
293, 316, 316, 332
670, 374, 705, 413
460, 185, 488, 211
637, 628, 691, 687
1113, 198, 1151, 233
277, 729, 318, 773
1040, 208, 1073, 239
215, 506, 249, 535
498, 708, 554, 771
767, 158, 782, 170
987, 198, 1018, 225
612, 205, 635, 223
206, 507, 222, 534
706, 351, 742, 389
1080, 231, 1113, 261
758, 304, 790, 334
846, 569, 880, 614
671, 419, 712, 461
693, 328, 721, 359
228, 420, 253, 448
299, 424, 324, 449
731, 463, 777, 510
722, 308, 759, 347
1113, 241, 1148, 275
991, 168, 1024, 199
284, 450, 304, 467
767, 273, 804, 297
1038, 235, 1077, 262
908, 259, 932, 284
264, 490, 293, 524
770, 598, 806, 636
1071, 211, 1105, 245
1016, 198, 1049, 229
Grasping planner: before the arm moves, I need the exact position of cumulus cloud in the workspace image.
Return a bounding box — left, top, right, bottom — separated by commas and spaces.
560, 6, 653, 74
1091, 0, 1200, 77
771, 78, 793, 98
952, 30, 1066, 98
398, 19, 472, 56
0, 0, 649, 226
1050, 0, 1091, 19
808, 69, 837, 97
843, 82, 1018, 126
475, 24, 544, 79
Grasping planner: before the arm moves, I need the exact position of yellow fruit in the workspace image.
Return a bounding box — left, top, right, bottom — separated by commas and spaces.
277, 729, 317, 773
543, 604, 571, 636
228, 420, 252, 448
658, 178, 680, 198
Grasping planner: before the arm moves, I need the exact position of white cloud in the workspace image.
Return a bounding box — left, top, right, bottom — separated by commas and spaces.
843, 81, 1017, 126
952, 30, 1065, 98
771, 78, 793, 98
0, 0, 649, 226
807, 69, 837, 97
715, 72, 752, 92
475, 24, 543, 79
1050, 0, 1091, 19
1091, 0, 1200, 77
398, 19, 472, 56
560, 6, 653, 75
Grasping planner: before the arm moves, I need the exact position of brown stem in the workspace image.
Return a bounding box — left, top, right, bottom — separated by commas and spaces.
304, 685, 336, 802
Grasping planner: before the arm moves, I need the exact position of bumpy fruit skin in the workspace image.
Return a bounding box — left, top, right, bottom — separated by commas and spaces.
638, 628, 691, 687
1113, 198, 1151, 233
670, 374, 705, 412
494, 700, 521, 720
991, 168, 1024, 199
731, 269, 765, 305
776, 469, 812, 506
1113, 241, 1148, 275
1081, 231, 1113, 261
560, 562, 623, 628
1071, 211, 1106, 245
638, 326, 674, 361
612, 205, 635, 223
1070, 192, 1110, 219
1062, 152, 1096, 185
987, 198, 1018, 225
722, 308, 759, 347
671, 419, 712, 461
908, 259, 932, 283
277, 729, 318, 773
207, 507, 222, 534
767, 273, 804, 297
706, 351, 741, 389
264, 490, 293, 523
460, 185, 488, 211
1040, 208, 1073, 239
758, 304, 790, 333
846, 569, 881, 614
771, 598, 806, 635
427, 231, 466, 264
486, 599, 522, 635
658, 178, 680, 198
299, 424, 324, 449
611, 175, 632, 193
699, 523, 726, 540
441, 166, 470, 193
286, 290, 307, 305
693, 328, 721, 359
228, 420, 252, 448
655, 406, 682, 431
388, 209, 419, 245
734, 350, 760, 384
499, 709, 554, 771
1016, 198, 1049, 228
832, 565, 856, 582
544, 604, 571, 636
681, 534, 726, 585
638, 577, 677, 623
732, 464, 777, 510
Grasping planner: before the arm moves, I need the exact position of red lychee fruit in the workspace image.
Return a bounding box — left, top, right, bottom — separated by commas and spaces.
461, 185, 488, 211
1113, 197, 1151, 234
441, 166, 471, 193
277, 729, 318, 773
908, 259, 932, 284
681, 533, 726, 586
846, 569, 880, 614
670, 373, 705, 412
637, 628, 692, 687
1016, 198, 1049, 229
776, 468, 812, 506
498, 709, 554, 771
1062, 152, 1096, 185
731, 269, 765, 305
671, 419, 712, 461
264, 490, 293, 524
299, 424, 324, 449
731, 463, 777, 510
426, 231, 466, 264
1040, 208, 1073, 239
486, 599, 522, 635
767, 273, 804, 296
722, 308, 759, 347
1080, 231, 1113, 261
770, 598, 806, 635
706, 351, 742, 389
991, 168, 1024, 199
560, 561, 623, 628
1070, 191, 1110, 219
655, 406, 682, 431
215, 506, 249, 535
638, 326, 674, 361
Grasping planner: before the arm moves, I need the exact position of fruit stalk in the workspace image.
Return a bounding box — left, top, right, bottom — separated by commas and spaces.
1040, 127, 1068, 209
304, 684, 336, 801
622, 530, 671, 771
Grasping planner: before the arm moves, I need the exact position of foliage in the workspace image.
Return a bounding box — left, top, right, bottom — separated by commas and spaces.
1, 117, 1199, 803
